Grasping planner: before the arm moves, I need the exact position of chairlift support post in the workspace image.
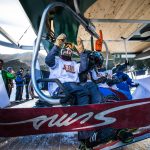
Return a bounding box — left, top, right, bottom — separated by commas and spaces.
32, 2, 109, 104
0, 26, 18, 47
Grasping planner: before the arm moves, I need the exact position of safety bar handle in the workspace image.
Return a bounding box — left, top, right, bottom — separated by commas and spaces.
37, 78, 69, 96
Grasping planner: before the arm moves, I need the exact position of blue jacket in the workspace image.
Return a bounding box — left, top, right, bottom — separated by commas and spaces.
24, 73, 31, 85
15, 73, 24, 87
45, 45, 60, 67
114, 71, 136, 92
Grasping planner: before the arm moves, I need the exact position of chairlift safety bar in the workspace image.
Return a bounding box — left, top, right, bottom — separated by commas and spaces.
32, 2, 109, 104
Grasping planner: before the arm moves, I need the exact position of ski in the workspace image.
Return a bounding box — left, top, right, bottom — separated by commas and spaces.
0, 98, 150, 137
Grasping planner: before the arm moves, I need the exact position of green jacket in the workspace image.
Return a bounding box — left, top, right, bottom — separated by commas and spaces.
1, 70, 16, 92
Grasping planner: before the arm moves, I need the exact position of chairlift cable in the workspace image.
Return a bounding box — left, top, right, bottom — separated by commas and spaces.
121, 37, 128, 63
17, 26, 30, 45
73, 0, 81, 14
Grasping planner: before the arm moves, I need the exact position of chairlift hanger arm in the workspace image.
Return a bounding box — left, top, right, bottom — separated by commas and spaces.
47, 2, 99, 39
73, 0, 81, 14
32, 2, 110, 104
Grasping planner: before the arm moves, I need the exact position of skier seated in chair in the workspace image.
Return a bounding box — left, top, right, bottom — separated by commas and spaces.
87, 52, 120, 102
79, 50, 123, 102
89, 55, 139, 101
110, 62, 139, 100
45, 33, 103, 106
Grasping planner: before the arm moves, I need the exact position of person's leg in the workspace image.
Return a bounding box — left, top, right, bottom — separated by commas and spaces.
63, 82, 90, 105
25, 85, 29, 100
84, 82, 104, 104
31, 87, 35, 99
19, 86, 22, 100
18, 86, 23, 100
15, 86, 19, 100
19, 86, 23, 100
62, 82, 94, 141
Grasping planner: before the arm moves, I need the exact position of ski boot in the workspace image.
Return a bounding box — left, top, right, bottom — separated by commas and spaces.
35, 100, 53, 108
116, 128, 134, 143
79, 128, 117, 149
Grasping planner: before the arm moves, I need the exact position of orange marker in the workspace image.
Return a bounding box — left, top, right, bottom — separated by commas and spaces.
95, 30, 103, 51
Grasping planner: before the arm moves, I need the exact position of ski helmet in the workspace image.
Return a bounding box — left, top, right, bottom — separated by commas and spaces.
89, 51, 104, 68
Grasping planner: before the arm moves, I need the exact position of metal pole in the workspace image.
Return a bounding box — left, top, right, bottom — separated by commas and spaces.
90, 19, 150, 24
121, 37, 128, 62
0, 26, 18, 47
73, 0, 80, 14
103, 41, 109, 71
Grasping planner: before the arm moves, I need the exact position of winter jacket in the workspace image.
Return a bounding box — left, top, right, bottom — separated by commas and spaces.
1, 70, 15, 94
24, 73, 31, 85
15, 74, 24, 87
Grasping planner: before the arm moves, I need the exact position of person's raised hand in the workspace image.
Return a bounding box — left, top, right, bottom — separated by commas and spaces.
55, 33, 66, 48
76, 37, 85, 54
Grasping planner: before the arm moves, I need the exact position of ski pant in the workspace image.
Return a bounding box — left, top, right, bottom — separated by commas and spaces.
63, 81, 103, 105
15, 86, 23, 101
25, 84, 29, 99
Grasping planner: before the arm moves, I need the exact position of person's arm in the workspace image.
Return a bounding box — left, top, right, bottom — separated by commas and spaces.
45, 45, 60, 68
93, 76, 107, 84
45, 33, 66, 68
106, 77, 121, 86
6, 71, 15, 79
126, 77, 139, 87
79, 51, 90, 73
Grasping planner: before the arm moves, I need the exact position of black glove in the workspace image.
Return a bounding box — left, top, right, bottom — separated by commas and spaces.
96, 76, 107, 84
135, 83, 139, 87
122, 74, 128, 81
106, 78, 114, 86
